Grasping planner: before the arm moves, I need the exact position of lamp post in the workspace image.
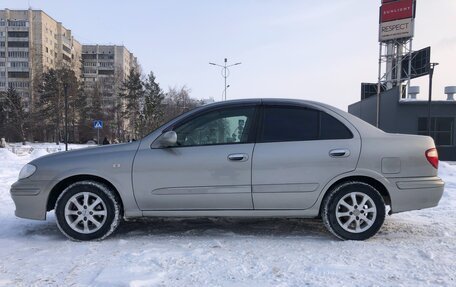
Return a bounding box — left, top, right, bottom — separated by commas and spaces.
427, 63, 439, 136
209, 58, 241, 101
64, 83, 69, 151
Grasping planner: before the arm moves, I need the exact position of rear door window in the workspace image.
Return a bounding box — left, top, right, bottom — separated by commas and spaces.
260, 106, 352, 142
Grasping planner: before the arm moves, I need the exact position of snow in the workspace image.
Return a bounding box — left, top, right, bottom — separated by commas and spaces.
1, 143, 455, 286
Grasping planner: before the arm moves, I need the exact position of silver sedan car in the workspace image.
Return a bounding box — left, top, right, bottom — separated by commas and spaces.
10, 99, 444, 241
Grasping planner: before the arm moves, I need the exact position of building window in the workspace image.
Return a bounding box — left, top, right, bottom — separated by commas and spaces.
8, 81, 29, 88
62, 45, 71, 53
98, 69, 114, 75
8, 51, 29, 58
82, 54, 97, 60
10, 61, 28, 68
7, 31, 29, 38
418, 117, 454, 146
99, 62, 113, 68
7, 20, 28, 27
98, 54, 114, 60
8, 71, 29, 78
7, 41, 29, 48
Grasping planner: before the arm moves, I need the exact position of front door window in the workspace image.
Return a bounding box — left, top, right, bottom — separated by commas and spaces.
173, 107, 255, 147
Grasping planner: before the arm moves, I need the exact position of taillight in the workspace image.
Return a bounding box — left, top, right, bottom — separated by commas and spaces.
425, 148, 439, 169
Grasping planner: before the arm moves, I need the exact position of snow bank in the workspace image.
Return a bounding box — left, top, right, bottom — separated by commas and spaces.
29, 148, 51, 160
438, 162, 456, 204
0, 148, 18, 161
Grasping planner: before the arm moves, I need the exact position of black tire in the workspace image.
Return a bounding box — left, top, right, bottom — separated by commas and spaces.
322, 181, 386, 241
55, 180, 121, 241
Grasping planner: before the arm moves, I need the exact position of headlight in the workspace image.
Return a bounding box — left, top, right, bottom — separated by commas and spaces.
19, 164, 37, 180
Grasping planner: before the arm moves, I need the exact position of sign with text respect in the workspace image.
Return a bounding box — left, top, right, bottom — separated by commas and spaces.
379, 18, 414, 41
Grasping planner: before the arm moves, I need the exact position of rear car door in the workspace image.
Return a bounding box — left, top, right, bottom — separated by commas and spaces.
252, 103, 361, 209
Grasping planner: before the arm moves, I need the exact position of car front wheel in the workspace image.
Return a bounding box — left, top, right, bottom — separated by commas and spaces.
322, 181, 386, 240
55, 180, 121, 241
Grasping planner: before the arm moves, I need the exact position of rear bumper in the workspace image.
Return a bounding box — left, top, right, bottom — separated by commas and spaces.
388, 176, 444, 213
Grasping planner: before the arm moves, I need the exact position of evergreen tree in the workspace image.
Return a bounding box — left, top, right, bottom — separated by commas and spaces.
35, 69, 60, 142
143, 71, 164, 134
119, 68, 144, 139
0, 92, 7, 139
74, 84, 89, 142
0, 87, 28, 142
34, 67, 80, 143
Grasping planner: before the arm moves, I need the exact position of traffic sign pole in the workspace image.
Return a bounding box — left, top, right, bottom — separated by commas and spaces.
93, 120, 103, 145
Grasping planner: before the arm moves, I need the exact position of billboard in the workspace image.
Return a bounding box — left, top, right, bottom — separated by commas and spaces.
379, 18, 414, 41
399, 46, 431, 79
380, 0, 414, 22
361, 83, 386, 100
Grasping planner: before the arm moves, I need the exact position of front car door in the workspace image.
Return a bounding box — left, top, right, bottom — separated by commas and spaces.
132, 103, 259, 210
252, 102, 361, 209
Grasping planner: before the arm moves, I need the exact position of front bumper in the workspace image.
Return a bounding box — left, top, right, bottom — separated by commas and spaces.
388, 176, 445, 213
10, 179, 54, 220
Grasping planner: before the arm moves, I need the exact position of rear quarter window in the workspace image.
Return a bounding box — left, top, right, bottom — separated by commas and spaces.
319, 112, 353, 140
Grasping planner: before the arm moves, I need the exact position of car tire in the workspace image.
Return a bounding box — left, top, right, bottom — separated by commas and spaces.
322, 181, 386, 241
55, 180, 121, 241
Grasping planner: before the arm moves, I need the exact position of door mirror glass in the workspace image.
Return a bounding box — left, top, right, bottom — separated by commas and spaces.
159, 131, 177, 147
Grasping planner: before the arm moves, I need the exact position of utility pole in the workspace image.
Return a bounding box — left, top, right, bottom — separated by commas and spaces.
427, 63, 439, 136
209, 58, 241, 101
64, 84, 69, 151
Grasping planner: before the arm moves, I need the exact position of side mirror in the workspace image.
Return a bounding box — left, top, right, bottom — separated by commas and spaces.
159, 131, 177, 147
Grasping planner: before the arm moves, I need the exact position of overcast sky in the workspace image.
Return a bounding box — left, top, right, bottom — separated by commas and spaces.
2, 0, 455, 110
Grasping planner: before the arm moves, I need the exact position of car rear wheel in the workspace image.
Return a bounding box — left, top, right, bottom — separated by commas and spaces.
55, 181, 121, 241
322, 181, 386, 240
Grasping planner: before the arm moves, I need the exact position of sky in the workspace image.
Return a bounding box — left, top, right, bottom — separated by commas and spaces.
2, 0, 455, 110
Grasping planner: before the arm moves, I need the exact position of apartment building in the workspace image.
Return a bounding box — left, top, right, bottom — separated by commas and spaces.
0, 9, 82, 109
81, 45, 139, 140
82, 45, 138, 109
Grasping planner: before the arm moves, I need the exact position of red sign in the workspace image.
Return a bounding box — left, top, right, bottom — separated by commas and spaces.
380, 0, 414, 23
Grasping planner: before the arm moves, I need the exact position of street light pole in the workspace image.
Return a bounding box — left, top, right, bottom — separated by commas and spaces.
427, 63, 439, 136
64, 83, 68, 151
223, 58, 228, 101
209, 58, 241, 101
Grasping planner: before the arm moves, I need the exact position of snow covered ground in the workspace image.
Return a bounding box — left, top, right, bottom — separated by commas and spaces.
0, 143, 455, 286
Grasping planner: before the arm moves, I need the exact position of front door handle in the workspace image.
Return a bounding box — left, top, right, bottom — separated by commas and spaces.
329, 149, 350, 158
228, 153, 249, 162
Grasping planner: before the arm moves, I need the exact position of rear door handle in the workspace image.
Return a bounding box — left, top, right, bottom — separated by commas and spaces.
329, 149, 350, 158
228, 153, 249, 162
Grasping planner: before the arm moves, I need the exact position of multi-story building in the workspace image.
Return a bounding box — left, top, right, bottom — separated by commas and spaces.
81, 45, 138, 140
81, 45, 138, 110
0, 9, 82, 109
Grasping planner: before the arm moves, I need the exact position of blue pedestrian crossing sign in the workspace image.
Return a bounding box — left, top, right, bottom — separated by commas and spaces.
93, 120, 103, 129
